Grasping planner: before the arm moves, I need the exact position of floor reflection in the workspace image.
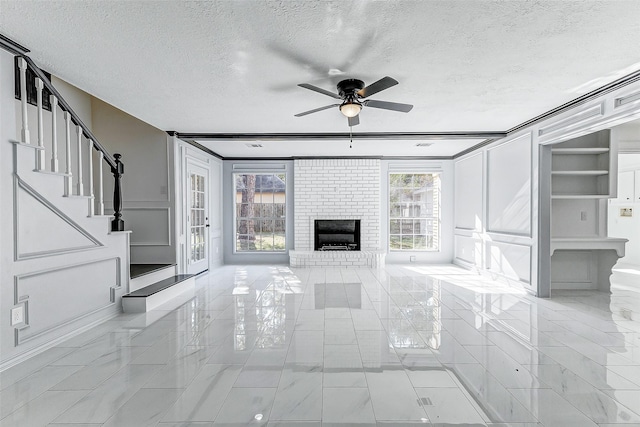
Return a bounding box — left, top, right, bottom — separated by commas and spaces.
3, 264, 640, 426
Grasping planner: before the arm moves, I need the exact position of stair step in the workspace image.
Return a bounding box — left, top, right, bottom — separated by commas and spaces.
64, 195, 93, 199
130, 263, 176, 279
129, 263, 177, 292
124, 274, 193, 297
122, 274, 195, 313
34, 169, 71, 177
11, 139, 44, 150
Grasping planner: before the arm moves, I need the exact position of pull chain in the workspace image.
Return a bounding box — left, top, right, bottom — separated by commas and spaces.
349, 125, 353, 149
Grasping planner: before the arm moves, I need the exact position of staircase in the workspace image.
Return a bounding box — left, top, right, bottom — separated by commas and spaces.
0, 38, 132, 368
1, 34, 200, 368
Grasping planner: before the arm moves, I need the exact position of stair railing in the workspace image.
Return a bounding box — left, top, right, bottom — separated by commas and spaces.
1, 34, 124, 231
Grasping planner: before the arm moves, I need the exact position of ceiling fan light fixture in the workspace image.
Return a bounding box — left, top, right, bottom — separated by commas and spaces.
340, 102, 362, 118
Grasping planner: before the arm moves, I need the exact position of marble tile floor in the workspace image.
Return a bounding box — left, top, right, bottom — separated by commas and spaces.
2, 264, 640, 426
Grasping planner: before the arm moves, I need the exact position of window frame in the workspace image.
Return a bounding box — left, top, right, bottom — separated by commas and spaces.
388, 171, 441, 252
232, 172, 287, 254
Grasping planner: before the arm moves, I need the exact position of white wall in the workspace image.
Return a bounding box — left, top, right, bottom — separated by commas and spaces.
52, 76, 93, 130
454, 133, 537, 293
91, 98, 176, 264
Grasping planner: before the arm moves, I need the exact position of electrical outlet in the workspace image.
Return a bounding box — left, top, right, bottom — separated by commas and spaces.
11, 306, 24, 326
410, 255, 416, 262
580, 211, 587, 221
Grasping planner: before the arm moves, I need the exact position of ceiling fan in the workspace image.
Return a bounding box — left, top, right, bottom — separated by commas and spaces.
294, 76, 413, 126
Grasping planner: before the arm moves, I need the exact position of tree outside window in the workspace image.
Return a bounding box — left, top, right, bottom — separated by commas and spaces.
389, 173, 440, 251
235, 173, 286, 252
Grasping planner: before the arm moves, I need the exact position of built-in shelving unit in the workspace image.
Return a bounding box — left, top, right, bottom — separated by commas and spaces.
549, 129, 626, 292
551, 131, 612, 198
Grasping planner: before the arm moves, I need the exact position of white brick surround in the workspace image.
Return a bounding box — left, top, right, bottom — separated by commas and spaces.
291, 158, 384, 267
289, 250, 385, 268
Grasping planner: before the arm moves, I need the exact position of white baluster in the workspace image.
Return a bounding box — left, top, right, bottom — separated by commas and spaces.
64, 112, 72, 196
50, 95, 59, 172
98, 151, 104, 215
76, 126, 83, 196
35, 78, 45, 170
18, 58, 30, 144
87, 139, 94, 216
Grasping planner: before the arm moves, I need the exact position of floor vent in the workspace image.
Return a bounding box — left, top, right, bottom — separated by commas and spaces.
418, 397, 433, 406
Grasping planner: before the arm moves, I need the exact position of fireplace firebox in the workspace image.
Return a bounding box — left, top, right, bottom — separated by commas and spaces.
314, 219, 361, 251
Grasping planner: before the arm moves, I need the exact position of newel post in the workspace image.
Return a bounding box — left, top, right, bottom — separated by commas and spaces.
111, 153, 124, 232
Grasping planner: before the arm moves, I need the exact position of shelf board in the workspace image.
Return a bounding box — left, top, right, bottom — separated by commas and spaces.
551, 237, 627, 256
552, 194, 611, 199
552, 170, 608, 176
551, 148, 610, 155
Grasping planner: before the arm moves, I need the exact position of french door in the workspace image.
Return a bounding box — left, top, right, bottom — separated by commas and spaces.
186, 163, 209, 274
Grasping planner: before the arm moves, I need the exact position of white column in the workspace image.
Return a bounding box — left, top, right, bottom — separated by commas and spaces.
35, 78, 45, 170
18, 58, 30, 144
98, 151, 104, 215
76, 126, 84, 196
64, 112, 73, 196
87, 140, 94, 216
50, 96, 59, 172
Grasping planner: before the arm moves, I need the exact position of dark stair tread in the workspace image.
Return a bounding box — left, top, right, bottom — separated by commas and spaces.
130, 263, 176, 279
123, 274, 194, 298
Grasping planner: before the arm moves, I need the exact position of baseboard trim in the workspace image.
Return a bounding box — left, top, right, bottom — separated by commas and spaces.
0, 308, 121, 372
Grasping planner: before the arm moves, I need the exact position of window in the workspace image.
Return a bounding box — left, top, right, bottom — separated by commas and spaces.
234, 173, 286, 252
189, 172, 206, 263
389, 173, 440, 251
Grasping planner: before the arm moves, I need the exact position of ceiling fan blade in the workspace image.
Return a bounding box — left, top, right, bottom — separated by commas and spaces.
357, 76, 398, 98
269, 44, 331, 77
294, 104, 339, 117
298, 83, 342, 99
364, 99, 413, 113
337, 31, 374, 73
348, 115, 360, 127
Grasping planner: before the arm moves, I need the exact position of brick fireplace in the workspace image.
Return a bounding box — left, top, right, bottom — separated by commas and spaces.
289, 159, 385, 267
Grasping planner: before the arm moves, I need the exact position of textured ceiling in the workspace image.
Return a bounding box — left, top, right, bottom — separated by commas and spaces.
1, 1, 640, 157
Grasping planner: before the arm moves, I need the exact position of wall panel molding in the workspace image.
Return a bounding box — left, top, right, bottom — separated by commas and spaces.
615, 89, 640, 109
538, 103, 605, 143
14, 257, 121, 346
486, 134, 532, 237
486, 240, 533, 284
454, 152, 483, 231
454, 235, 481, 265
14, 175, 102, 260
